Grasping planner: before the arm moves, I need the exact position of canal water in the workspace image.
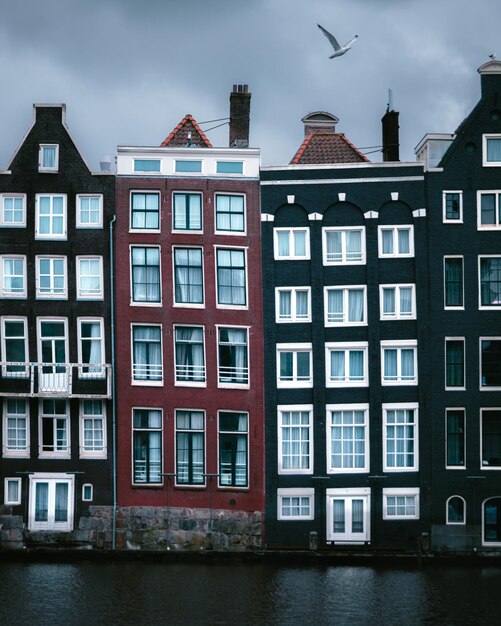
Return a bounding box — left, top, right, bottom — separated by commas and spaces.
0, 559, 499, 625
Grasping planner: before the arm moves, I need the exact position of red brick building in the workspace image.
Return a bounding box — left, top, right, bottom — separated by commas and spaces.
114, 87, 264, 547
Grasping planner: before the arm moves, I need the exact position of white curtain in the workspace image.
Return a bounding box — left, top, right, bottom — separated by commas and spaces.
277, 231, 290, 256
348, 289, 363, 322
175, 249, 202, 303
400, 287, 412, 315
381, 230, 393, 254
35, 482, 49, 522
217, 195, 244, 231
176, 327, 204, 381
398, 229, 410, 254
133, 327, 161, 379
326, 231, 342, 261
487, 138, 501, 162
328, 290, 343, 322
401, 349, 415, 380
43, 146, 57, 168
383, 287, 396, 315
331, 351, 345, 381
296, 290, 308, 318
346, 230, 361, 261
279, 291, 291, 319
54, 483, 68, 522
293, 231, 306, 256
349, 350, 364, 380
384, 349, 397, 380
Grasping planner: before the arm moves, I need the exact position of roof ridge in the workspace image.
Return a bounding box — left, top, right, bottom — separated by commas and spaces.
338, 132, 370, 162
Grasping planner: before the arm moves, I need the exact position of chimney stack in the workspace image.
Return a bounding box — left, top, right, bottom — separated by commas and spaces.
229, 84, 251, 148
382, 109, 400, 162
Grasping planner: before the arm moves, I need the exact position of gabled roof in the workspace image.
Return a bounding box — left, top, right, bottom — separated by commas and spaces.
290, 132, 369, 165
160, 114, 212, 148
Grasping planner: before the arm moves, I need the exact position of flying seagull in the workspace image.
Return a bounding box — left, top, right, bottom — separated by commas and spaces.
318, 24, 358, 59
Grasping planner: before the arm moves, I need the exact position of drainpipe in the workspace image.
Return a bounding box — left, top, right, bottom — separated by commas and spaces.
109, 214, 117, 550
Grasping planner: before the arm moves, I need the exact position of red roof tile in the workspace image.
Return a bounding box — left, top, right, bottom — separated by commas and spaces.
160, 114, 212, 148
290, 132, 369, 165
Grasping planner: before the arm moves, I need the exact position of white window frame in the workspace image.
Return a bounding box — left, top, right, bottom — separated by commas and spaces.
215, 246, 248, 309
130, 245, 162, 306
175, 409, 206, 487
38, 399, 70, 459
379, 284, 416, 320
131, 323, 163, 386
0, 255, 27, 298
442, 191, 463, 223
4, 477, 22, 505
276, 343, 313, 388
443, 256, 464, 310
277, 488, 314, 521
79, 400, 107, 459
173, 246, 204, 308
322, 226, 366, 266
132, 407, 164, 485
326, 404, 369, 474
76, 194, 103, 229
174, 325, 206, 387
326, 342, 369, 387
483, 134, 501, 167
445, 408, 466, 469
174, 159, 202, 174
76, 256, 103, 300
445, 337, 465, 390
217, 410, 249, 489
479, 255, 501, 309
383, 487, 420, 520
172, 191, 203, 233
129, 190, 161, 232
277, 405, 313, 475
324, 285, 367, 326
274, 227, 310, 260
133, 159, 161, 174
217, 326, 249, 388
480, 337, 501, 390
82, 484, 93, 502
38, 144, 59, 172
326, 487, 371, 543
214, 193, 246, 235
1, 316, 28, 378
446, 495, 466, 525
36, 317, 69, 382
28, 473, 74, 532
0, 194, 26, 227
2, 398, 30, 458
35, 194, 67, 239
383, 402, 419, 472
77, 318, 105, 379
378, 225, 414, 258
275, 287, 311, 323
477, 190, 501, 230
35, 255, 67, 299
381, 340, 418, 386
481, 408, 501, 469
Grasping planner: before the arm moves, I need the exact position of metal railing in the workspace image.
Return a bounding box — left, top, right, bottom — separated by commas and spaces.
0, 361, 112, 398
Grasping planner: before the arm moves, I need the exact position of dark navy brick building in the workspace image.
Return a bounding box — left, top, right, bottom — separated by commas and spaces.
0, 105, 114, 547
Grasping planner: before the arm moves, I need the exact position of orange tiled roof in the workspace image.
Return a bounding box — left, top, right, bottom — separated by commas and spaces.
290, 131, 369, 165
160, 114, 212, 148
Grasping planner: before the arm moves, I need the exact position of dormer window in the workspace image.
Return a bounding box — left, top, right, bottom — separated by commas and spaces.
483, 135, 501, 166
39, 144, 59, 172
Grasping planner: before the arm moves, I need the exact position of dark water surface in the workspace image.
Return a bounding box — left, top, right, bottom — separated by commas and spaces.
0, 559, 499, 625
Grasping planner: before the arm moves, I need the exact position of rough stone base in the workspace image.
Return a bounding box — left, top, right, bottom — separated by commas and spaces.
0, 506, 263, 552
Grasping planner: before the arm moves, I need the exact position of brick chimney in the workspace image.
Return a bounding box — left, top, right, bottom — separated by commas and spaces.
382, 109, 400, 162
229, 84, 251, 148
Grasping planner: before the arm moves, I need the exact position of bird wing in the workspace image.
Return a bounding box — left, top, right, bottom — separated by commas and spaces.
317, 24, 341, 51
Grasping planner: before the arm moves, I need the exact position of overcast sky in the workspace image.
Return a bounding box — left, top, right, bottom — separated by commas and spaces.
0, 0, 499, 170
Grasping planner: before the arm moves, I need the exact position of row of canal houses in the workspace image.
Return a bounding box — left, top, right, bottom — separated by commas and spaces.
1, 60, 501, 554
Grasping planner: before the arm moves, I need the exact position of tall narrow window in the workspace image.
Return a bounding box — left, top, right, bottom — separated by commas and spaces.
327, 405, 369, 473
480, 257, 501, 308
482, 409, 501, 468
76, 257, 103, 299
173, 248, 203, 305
130, 192, 160, 230
36, 256, 67, 299
175, 410, 205, 485
383, 404, 418, 471
131, 247, 161, 303
478, 191, 501, 229
0, 256, 26, 297
1, 318, 28, 377
480, 339, 501, 388
216, 248, 246, 306
35, 194, 66, 239
218, 411, 248, 487
174, 326, 205, 384
445, 339, 465, 388
446, 409, 465, 468
78, 319, 105, 378
39, 399, 69, 457
133, 409, 162, 484
218, 327, 248, 385
131, 325, 162, 383
443, 191, 463, 222
278, 406, 312, 474
37, 319, 68, 393
80, 400, 106, 458
173, 192, 202, 231
215, 194, 245, 233
4, 477, 21, 505
3, 398, 29, 457
484, 136, 501, 165
444, 257, 464, 308
447, 496, 466, 524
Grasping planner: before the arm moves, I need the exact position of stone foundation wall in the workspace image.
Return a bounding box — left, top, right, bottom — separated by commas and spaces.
0, 505, 263, 552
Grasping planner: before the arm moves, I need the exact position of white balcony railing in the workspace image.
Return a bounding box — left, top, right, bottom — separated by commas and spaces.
0, 362, 112, 398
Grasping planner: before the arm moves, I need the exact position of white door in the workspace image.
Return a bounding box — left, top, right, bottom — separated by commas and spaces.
38, 320, 68, 392
326, 489, 371, 543
29, 475, 74, 531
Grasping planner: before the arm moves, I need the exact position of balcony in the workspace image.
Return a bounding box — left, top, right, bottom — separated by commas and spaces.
0, 362, 112, 398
